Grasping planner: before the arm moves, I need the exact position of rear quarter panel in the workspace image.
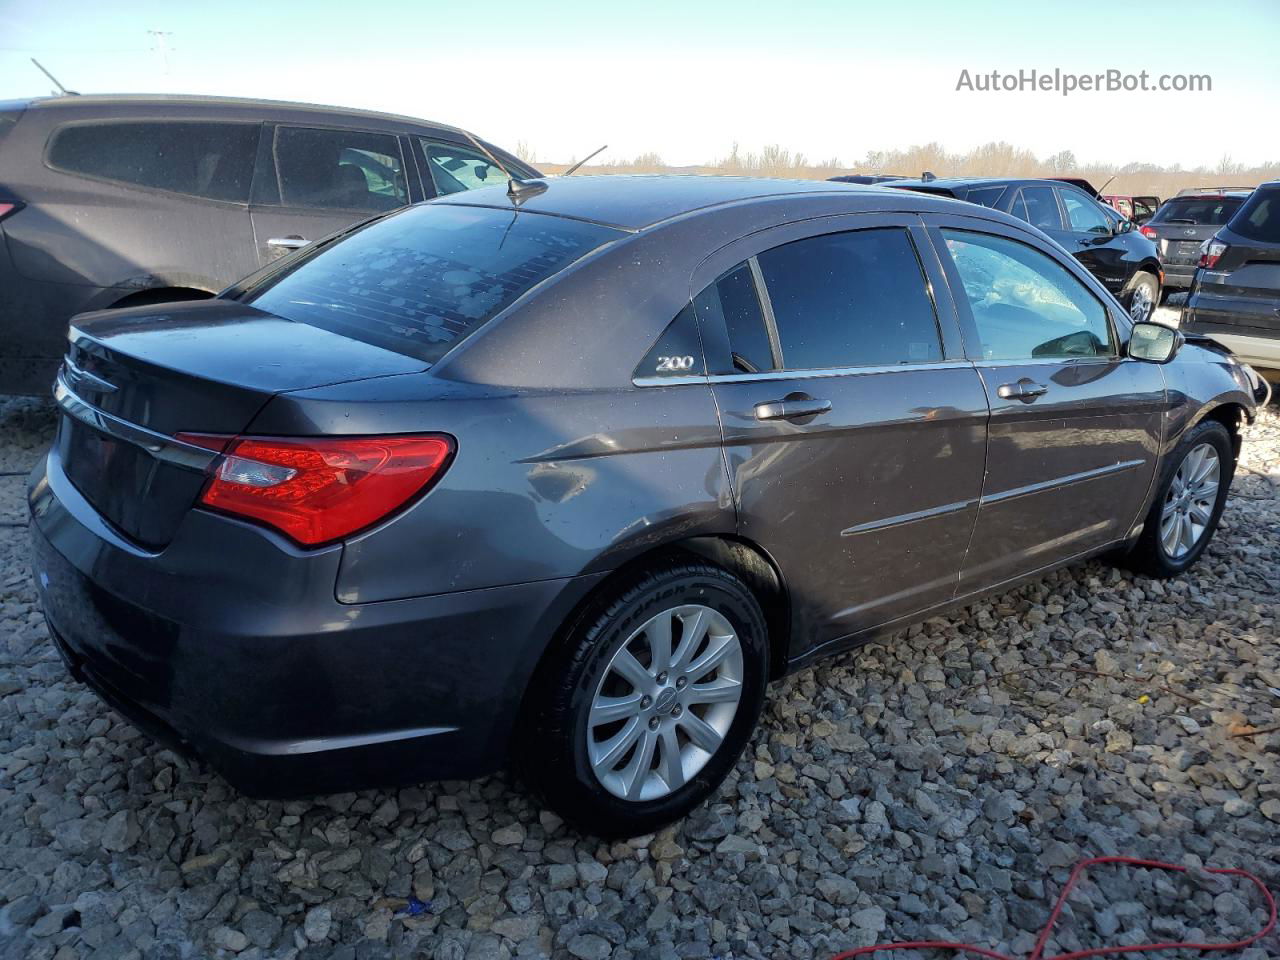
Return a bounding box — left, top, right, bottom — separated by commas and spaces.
250, 374, 734, 603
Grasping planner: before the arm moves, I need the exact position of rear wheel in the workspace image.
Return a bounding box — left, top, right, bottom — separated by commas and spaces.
1123, 420, 1234, 578
1123, 271, 1159, 323
518, 562, 769, 837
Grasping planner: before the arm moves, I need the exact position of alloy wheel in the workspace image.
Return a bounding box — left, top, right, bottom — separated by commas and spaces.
1160, 442, 1220, 559
587, 604, 744, 802
1129, 283, 1155, 322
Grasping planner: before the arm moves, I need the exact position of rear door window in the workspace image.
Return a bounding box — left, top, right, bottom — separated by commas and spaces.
248, 204, 622, 364
695, 263, 777, 374
420, 139, 510, 195
272, 126, 408, 212
1014, 186, 1063, 231
755, 228, 943, 369
47, 121, 259, 202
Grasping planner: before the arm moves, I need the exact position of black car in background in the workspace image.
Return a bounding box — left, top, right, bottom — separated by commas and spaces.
0, 95, 538, 395
1185, 181, 1280, 380
1141, 191, 1251, 292
883, 177, 1163, 322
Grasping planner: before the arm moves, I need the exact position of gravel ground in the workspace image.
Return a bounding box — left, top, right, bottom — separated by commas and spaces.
1, 396, 1278, 960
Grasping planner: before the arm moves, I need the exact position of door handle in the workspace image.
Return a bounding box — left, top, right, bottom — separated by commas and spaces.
753, 394, 832, 421
996, 379, 1049, 402
267, 235, 309, 250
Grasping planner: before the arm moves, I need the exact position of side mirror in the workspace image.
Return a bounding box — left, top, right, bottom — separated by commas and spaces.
1129, 322, 1183, 363
1114, 219, 1133, 235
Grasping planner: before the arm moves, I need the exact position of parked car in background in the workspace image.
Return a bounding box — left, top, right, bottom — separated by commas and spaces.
1184, 181, 1280, 381
1140, 191, 1251, 293
1177, 186, 1255, 198
883, 177, 1163, 321
0, 94, 538, 395
32, 176, 1261, 835
1103, 194, 1160, 224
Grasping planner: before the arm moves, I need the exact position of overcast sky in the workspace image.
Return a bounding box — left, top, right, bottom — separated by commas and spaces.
2, 0, 1277, 170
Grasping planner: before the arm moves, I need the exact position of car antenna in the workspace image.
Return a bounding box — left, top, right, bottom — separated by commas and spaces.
561, 145, 608, 177
1096, 174, 1117, 197
921, 170, 937, 182
31, 58, 79, 96
461, 129, 548, 205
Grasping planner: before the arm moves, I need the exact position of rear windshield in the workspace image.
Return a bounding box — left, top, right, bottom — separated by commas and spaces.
1149, 196, 1245, 226
1226, 188, 1280, 244
248, 203, 624, 364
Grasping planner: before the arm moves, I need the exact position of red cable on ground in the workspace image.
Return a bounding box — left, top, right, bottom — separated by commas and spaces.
829, 856, 1277, 960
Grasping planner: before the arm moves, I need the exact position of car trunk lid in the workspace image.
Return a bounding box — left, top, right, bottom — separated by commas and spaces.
55, 298, 427, 548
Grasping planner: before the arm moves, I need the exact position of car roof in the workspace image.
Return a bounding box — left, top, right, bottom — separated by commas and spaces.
885, 176, 1013, 190
438, 174, 947, 230
20, 93, 467, 135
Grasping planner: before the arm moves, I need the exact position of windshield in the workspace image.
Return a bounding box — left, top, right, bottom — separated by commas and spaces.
1150, 196, 1245, 226
249, 203, 624, 364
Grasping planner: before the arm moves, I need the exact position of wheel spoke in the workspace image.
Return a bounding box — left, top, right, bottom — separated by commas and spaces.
646, 613, 673, 673
1161, 514, 1180, 554
1161, 497, 1179, 520
679, 711, 723, 754
656, 727, 684, 791
591, 716, 642, 770
685, 632, 736, 682
610, 648, 652, 693
590, 692, 644, 726
1192, 451, 1219, 485
1189, 500, 1213, 524
671, 608, 709, 671
686, 677, 742, 705
622, 729, 658, 800
1179, 513, 1195, 553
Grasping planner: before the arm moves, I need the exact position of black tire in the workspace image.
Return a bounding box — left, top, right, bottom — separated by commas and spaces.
1124, 419, 1235, 578
1123, 271, 1160, 323
517, 561, 769, 838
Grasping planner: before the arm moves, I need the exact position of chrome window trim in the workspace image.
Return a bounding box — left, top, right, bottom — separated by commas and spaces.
633, 358, 974, 388
974, 356, 1119, 369
54, 373, 218, 472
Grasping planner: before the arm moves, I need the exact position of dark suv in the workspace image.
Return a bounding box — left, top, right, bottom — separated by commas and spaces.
1184, 181, 1280, 379
1141, 191, 1251, 292
0, 95, 536, 395
883, 177, 1163, 322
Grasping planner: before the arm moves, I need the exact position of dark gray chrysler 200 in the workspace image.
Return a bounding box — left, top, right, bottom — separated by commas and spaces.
29, 176, 1264, 836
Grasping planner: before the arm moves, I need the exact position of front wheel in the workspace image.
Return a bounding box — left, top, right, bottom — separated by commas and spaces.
1124, 271, 1160, 323
517, 562, 769, 837
1124, 420, 1235, 578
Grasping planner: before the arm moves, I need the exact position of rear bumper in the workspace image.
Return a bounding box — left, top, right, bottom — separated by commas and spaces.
29, 447, 603, 796
1160, 263, 1196, 289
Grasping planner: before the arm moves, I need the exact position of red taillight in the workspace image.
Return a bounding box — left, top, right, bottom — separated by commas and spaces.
1139, 225, 1157, 239
1198, 239, 1228, 269
176, 433, 455, 546
0, 201, 23, 222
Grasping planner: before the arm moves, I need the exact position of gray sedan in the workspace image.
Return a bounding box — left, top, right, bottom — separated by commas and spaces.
31, 175, 1264, 836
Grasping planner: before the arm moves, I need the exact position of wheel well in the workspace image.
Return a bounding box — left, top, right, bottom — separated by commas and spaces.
1201, 403, 1246, 459
541, 537, 793, 688
110, 286, 214, 309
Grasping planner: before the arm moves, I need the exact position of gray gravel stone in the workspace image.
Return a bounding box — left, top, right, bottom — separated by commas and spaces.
1, 397, 1278, 959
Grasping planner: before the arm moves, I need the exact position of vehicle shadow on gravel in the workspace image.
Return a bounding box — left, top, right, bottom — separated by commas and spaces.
1, 404, 1278, 960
